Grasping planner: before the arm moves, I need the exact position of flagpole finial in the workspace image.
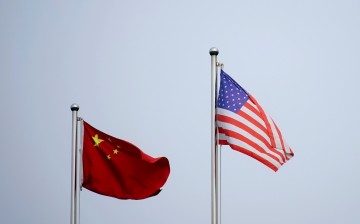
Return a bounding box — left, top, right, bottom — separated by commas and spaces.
70, 103, 79, 111
209, 47, 219, 56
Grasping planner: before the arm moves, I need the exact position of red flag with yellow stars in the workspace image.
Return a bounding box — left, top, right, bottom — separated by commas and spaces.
82, 121, 170, 200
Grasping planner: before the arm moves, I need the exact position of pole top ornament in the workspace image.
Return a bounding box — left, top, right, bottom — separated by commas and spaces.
70, 103, 79, 111
209, 47, 219, 56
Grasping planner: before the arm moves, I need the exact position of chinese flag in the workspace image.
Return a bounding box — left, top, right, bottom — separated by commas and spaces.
82, 121, 170, 200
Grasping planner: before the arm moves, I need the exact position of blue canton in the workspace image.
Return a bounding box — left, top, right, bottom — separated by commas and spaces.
217, 70, 249, 113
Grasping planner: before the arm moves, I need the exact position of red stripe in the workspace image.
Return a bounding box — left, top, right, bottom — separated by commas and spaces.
236, 110, 268, 134
248, 95, 277, 148
272, 118, 289, 159
217, 115, 286, 162
244, 102, 261, 118
272, 121, 294, 159
218, 139, 279, 172
217, 113, 266, 136
218, 127, 284, 165
289, 147, 294, 157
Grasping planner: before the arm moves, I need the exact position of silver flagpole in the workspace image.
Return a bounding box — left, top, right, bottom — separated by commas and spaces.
210, 47, 219, 224
70, 103, 79, 224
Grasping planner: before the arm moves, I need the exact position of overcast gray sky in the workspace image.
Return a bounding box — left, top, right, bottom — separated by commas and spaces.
1, 0, 360, 223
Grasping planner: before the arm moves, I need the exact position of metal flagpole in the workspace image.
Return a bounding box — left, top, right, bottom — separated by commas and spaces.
210, 47, 219, 224
70, 103, 79, 224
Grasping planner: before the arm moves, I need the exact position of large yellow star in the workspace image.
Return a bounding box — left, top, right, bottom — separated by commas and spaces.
92, 134, 104, 147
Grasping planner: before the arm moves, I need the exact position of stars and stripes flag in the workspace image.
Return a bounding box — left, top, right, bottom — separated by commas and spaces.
216, 70, 294, 171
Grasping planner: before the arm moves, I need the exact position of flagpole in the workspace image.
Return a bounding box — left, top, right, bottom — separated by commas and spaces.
70, 103, 79, 224
210, 47, 219, 224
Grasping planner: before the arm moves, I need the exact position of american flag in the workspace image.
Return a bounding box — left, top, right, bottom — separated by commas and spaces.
216, 70, 294, 171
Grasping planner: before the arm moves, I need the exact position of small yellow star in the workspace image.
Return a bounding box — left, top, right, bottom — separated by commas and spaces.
107, 154, 111, 160
107, 137, 112, 142
116, 145, 121, 148
113, 149, 119, 154
92, 134, 104, 147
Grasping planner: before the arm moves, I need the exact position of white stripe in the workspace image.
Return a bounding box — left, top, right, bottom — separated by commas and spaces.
217, 120, 285, 164
218, 133, 282, 169
243, 102, 267, 128
284, 142, 293, 160
266, 114, 283, 150
217, 107, 269, 142
248, 99, 289, 156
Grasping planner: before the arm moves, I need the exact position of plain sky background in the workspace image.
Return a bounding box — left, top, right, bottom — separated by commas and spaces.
1, 0, 360, 223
